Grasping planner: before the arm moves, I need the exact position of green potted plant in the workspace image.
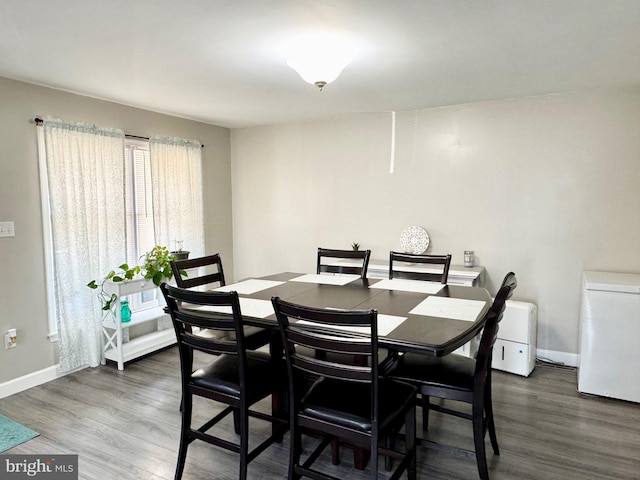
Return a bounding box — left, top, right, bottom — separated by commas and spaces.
87, 245, 185, 311
141, 245, 178, 285
351, 242, 361, 251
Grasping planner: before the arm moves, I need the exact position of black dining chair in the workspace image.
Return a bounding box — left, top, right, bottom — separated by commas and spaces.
271, 296, 417, 480
388, 252, 452, 283
386, 272, 517, 480
170, 252, 226, 289
170, 253, 271, 351
161, 283, 287, 480
317, 247, 372, 279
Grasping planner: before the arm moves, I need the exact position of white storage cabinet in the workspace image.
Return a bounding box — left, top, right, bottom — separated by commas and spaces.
101, 278, 176, 370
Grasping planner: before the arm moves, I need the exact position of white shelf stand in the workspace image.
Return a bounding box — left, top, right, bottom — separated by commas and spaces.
100, 278, 176, 370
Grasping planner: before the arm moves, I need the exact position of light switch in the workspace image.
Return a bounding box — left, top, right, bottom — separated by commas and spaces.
0, 222, 15, 237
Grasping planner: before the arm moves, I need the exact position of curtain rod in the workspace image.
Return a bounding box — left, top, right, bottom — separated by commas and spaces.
34, 118, 204, 148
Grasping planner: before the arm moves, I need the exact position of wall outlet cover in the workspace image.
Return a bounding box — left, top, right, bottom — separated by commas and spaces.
0, 222, 15, 237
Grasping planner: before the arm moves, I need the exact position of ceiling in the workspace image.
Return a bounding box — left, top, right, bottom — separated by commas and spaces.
2, 0, 640, 128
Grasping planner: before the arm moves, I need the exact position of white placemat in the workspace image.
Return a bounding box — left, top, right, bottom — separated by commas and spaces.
290, 273, 360, 286
370, 278, 444, 294
409, 296, 486, 322
215, 279, 284, 294
194, 298, 275, 318
296, 314, 406, 336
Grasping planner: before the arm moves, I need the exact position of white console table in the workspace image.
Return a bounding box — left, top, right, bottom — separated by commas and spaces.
101, 278, 176, 370
333, 259, 485, 287
368, 260, 484, 286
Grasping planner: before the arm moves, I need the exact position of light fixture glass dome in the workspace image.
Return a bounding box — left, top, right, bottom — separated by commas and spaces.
286, 33, 355, 89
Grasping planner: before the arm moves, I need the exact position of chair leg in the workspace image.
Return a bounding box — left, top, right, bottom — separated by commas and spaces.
405, 404, 417, 480
272, 390, 286, 443
472, 402, 490, 480
485, 383, 500, 455
331, 438, 340, 465
384, 435, 395, 471
290, 423, 303, 480
421, 394, 430, 431
369, 436, 379, 480
354, 447, 370, 470
233, 408, 241, 435
239, 404, 249, 480
175, 393, 192, 480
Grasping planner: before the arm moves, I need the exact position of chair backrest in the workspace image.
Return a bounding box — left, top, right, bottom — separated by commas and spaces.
474, 272, 517, 382
161, 283, 249, 391
317, 248, 371, 279
170, 253, 226, 290
499, 271, 517, 294
271, 297, 380, 412
388, 251, 452, 283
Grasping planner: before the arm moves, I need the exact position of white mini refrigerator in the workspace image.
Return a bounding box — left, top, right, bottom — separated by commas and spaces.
578, 271, 640, 403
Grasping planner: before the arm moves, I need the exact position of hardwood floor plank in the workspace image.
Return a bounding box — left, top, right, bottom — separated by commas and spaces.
1, 349, 638, 479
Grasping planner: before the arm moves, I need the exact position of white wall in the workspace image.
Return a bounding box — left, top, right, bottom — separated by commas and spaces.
231, 86, 640, 356
0, 77, 232, 385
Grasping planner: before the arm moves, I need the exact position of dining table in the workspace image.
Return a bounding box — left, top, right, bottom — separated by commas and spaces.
213, 271, 493, 357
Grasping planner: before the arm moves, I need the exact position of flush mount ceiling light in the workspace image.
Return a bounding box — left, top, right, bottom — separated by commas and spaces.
286, 32, 355, 91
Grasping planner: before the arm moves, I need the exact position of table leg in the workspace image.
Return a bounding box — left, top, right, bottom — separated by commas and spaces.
353, 447, 370, 470
270, 332, 288, 441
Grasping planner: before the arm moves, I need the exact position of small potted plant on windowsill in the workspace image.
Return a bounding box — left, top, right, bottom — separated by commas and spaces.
170, 240, 190, 260
87, 245, 185, 311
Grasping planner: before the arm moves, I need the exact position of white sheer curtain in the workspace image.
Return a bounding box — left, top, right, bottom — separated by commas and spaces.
43, 117, 125, 372
149, 136, 204, 257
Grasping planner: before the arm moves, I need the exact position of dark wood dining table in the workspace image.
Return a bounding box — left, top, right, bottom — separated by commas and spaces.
224, 271, 493, 357
194, 271, 493, 470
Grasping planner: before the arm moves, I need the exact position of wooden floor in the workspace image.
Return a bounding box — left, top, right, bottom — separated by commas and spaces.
2, 348, 639, 480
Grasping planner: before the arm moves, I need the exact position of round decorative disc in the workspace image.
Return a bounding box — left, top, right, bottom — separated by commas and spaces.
400, 226, 430, 254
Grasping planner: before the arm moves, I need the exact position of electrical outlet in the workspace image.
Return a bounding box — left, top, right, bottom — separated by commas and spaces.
0, 221, 15, 237
5, 333, 16, 349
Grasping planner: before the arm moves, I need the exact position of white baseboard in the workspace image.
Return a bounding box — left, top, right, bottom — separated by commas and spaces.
0, 364, 84, 399
536, 348, 578, 368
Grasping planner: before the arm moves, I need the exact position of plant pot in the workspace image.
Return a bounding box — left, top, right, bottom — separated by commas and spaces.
171, 251, 190, 260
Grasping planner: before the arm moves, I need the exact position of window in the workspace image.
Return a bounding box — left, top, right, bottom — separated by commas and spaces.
124, 139, 155, 266
124, 139, 160, 310
37, 119, 204, 355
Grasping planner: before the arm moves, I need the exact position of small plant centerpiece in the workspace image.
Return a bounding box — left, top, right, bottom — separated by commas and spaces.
351, 242, 361, 251
87, 245, 185, 312
170, 240, 190, 260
